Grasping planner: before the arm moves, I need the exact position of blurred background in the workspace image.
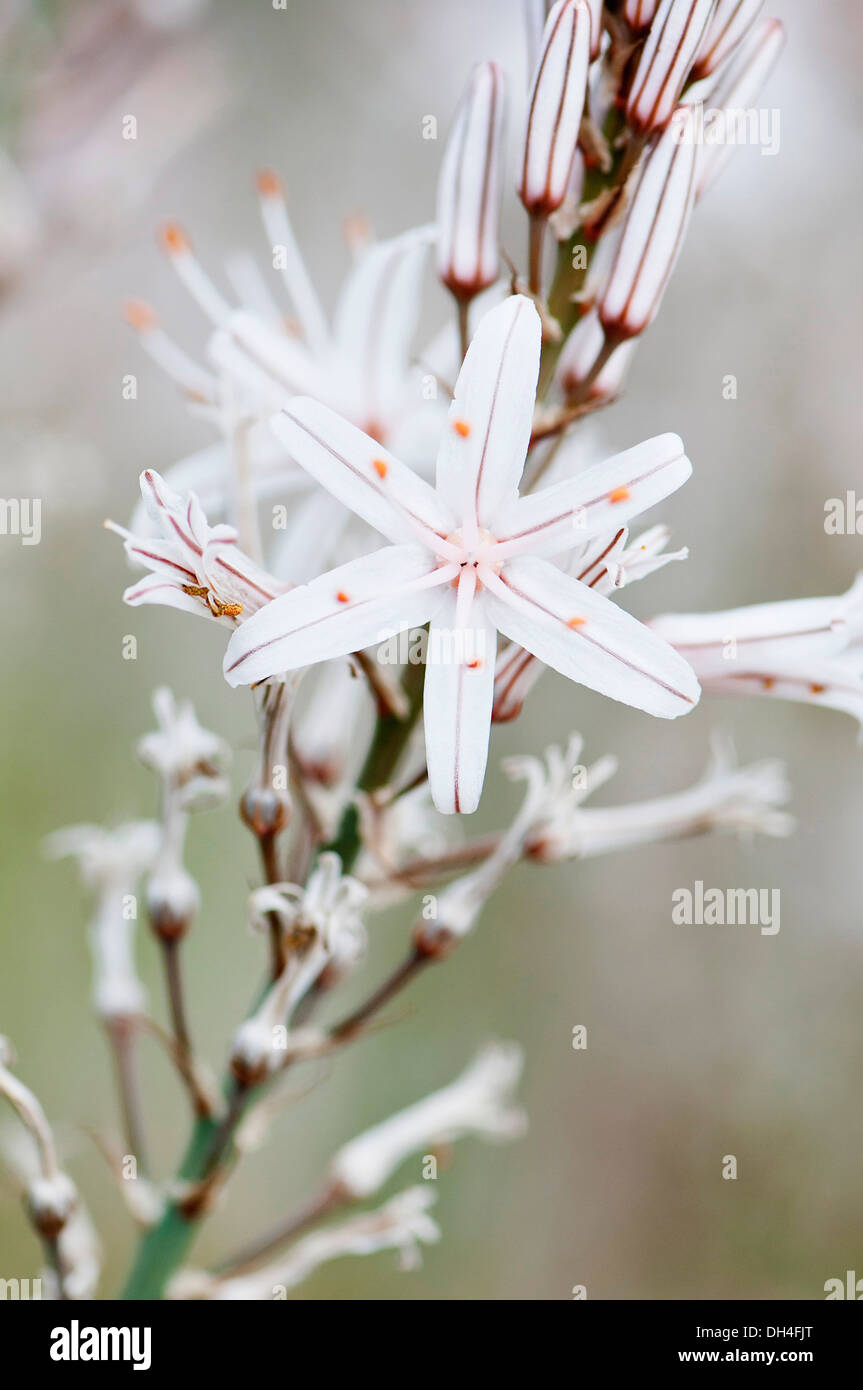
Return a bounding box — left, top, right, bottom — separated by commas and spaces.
1, 0, 862, 1300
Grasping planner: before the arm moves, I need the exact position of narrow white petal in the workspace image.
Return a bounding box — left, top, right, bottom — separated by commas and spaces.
424, 588, 498, 814
270, 398, 458, 551
435, 295, 541, 533
494, 433, 691, 559
123, 574, 205, 616
484, 556, 700, 717
224, 546, 451, 686
650, 592, 856, 678
333, 226, 434, 433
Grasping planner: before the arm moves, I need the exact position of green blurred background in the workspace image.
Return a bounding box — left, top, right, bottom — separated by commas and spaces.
1, 0, 862, 1299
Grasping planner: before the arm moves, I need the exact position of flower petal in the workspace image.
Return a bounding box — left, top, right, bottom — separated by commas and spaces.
483, 555, 700, 717
493, 433, 691, 559
333, 226, 434, 430
224, 545, 452, 686
435, 294, 541, 533
424, 589, 498, 814
270, 399, 458, 551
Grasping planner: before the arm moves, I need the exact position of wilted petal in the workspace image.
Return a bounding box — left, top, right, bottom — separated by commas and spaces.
437, 62, 506, 301
271, 398, 458, 550
224, 545, 452, 686
484, 555, 700, 717
494, 433, 691, 559
435, 295, 541, 532
424, 586, 498, 814
518, 0, 592, 216
625, 0, 715, 134
598, 105, 698, 339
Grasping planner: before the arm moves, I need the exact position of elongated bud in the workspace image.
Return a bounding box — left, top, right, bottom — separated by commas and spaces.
585, 0, 603, 59
598, 104, 698, 339
691, 0, 762, 80
695, 18, 784, 198
624, 0, 660, 28
557, 306, 635, 400
518, 0, 592, 216
436, 62, 505, 301
626, 0, 715, 134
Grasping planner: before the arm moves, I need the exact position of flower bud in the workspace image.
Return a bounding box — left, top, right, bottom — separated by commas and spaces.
239, 783, 292, 838
625, 0, 715, 134
146, 864, 200, 941
598, 104, 698, 340
27, 1173, 78, 1241
518, 0, 592, 217
558, 307, 636, 400
690, 0, 762, 81
695, 18, 785, 199
623, 0, 660, 29
436, 61, 506, 301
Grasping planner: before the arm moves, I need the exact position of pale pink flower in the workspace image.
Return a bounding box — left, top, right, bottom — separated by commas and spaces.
109, 468, 285, 624
224, 295, 699, 814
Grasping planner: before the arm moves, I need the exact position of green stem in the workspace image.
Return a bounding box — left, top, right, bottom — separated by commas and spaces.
121, 658, 427, 1299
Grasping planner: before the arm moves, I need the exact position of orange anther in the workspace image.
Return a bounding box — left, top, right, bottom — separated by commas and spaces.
810, 682, 826, 694
336, 591, 350, 604
160, 221, 189, 255
762, 676, 776, 690
372, 458, 388, 479
609, 486, 631, 504
453, 419, 471, 438
467, 659, 482, 669
122, 298, 158, 332
255, 168, 282, 197
567, 616, 587, 629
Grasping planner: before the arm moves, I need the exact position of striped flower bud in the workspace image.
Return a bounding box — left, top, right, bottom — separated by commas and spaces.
436, 62, 506, 301
626, 0, 716, 134
624, 0, 660, 28
518, 0, 592, 217
695, 18, 784, 198
598, 104, 698, 339
691, 0, 763, 80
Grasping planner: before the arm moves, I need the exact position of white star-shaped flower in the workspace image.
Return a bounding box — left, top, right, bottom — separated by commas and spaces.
224, 294, 700, 813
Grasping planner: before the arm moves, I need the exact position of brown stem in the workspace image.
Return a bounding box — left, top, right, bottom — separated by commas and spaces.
212, 1179, 345, 1276
105, 1018, 148, 1175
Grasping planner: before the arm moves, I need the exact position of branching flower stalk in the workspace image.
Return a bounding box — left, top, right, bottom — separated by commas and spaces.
7, 2, 845, 1304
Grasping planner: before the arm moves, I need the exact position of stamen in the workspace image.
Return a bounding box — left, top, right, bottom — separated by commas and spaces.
372, 458, 388, 479
810, 682, 826, 694
255, 168, 282, 199
453, 419, 471, 438
609, 486, 631, 504
158, 221, 232, 326
336, 591, 350, 604
567, 616, 587, 628
182, 584, 210, 598
123, 298, 158, 332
